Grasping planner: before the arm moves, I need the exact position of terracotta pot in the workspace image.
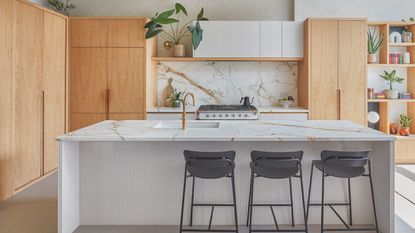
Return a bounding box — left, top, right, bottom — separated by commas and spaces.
385, 89, 399, 99
173, 44, 186, 57
368, 54, 377, 64
390, 123, 398, 134
399, 127, 410, 136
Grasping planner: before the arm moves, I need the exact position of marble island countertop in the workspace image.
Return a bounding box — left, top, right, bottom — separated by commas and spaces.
58, 120, 395, 142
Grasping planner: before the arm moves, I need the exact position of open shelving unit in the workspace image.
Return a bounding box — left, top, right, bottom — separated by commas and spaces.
367, 21, 415, 139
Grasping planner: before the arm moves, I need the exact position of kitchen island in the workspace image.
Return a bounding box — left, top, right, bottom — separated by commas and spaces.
58, 120, 395, 233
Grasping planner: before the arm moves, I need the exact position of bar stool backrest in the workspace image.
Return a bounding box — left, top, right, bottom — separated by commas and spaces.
251, 151, 303, 179
183, 150, 236, 179
321, 150, 370, 178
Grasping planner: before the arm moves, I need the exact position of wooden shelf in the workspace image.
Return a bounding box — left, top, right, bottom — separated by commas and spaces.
390, 42, 415, 47
368, 99, 415, 103
368, 63, 415, 68
368, 21, 415, 27
395, 135, 415, 141
152, 57, 304, 62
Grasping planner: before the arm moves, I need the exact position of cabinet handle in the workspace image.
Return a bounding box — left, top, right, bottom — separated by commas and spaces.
337, 89, 341, 120
41, 90, 45, 175
105, 89, 110, 120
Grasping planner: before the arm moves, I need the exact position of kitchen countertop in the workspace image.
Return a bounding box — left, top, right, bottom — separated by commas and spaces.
58, 120, 395, 142
146, 106, 309, 113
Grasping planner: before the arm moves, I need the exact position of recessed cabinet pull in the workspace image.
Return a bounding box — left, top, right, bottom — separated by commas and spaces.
41, 90, 45, 175
337, 89, 341, 120
105, 89, 110, 120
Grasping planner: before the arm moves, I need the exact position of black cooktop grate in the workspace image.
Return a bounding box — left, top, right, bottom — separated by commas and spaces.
198, 105, 258, 111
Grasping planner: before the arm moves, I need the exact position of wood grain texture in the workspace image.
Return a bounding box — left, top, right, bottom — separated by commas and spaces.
108, 20, 144, 48
338, 20, 367, 125
297, 20, 309, 110
395, 140, 415, 163
13, 0, 43, 189
43, 12, 67, 174
70, 19, 107, 48
407, 68, 415, 134
379, 24, 389, 64
309, 19, 339, 120
70, 48, 107, 113
379, 102, 390, 134
108, 48, 144, 113
0, 0, 14, 201
70, 114, 106, 132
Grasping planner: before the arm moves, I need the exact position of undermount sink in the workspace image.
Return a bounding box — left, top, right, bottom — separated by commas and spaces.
153, 121, 220, 129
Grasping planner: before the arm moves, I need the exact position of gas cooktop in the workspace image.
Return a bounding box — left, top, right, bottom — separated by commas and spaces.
197, 105, 258, 120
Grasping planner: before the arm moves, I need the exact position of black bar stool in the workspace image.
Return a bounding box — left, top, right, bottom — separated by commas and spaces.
180, 150, 239, 233
306, 150, 379, 233
246, 151, 308, 233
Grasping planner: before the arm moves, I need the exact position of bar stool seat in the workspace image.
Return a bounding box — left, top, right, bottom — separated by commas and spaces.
179, 150, 239, 233
312, 160, 366, 178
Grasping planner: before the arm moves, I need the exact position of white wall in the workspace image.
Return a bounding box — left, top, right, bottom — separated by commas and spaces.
295, 0, 415, 21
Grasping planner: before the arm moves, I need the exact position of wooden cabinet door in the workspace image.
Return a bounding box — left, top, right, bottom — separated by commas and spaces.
43, 12, 67, 174
70, 19, 107, 47
108, 48, 144, 114
70, 113, 106, 131
338, 20, 367, 125
108, 20, 144, 47
13, 1, 43, 189
309, 20, 339, 120
70, 48, 107, 113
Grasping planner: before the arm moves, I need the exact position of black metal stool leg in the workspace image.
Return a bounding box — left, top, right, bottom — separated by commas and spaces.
190, 177, 195, 226
368, 161, 379, 233
306, 164, 314, 221
321, 168, 325, 233
289, 177, 295, 227
347, 178, 353, 226
179, 168, 188, 233
300, 165, 309, 233
246, 173, 253, 226
248, 170, 255, 233
231, 172, 239, 233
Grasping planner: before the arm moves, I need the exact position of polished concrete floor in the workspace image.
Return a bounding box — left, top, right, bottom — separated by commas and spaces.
1, 166, 415, 233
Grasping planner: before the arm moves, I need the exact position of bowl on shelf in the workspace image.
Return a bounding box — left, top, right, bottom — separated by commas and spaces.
278, 100, 294, 108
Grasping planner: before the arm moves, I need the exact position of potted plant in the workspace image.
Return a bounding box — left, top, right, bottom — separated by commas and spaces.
47, 0, 76, 15
399, 113, 413, 136
166, 89, 185, 108
368, 28, 384, 64
379, 70, 404, 99
145, 3, 208, 57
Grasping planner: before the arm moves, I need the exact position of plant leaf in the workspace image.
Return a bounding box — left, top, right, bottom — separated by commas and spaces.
146, 29, 163, 39
197, 8, 204, 20
175, 3, 187, 15
156, 17, 179, 24
155, 9, 175, 21
198, 17, 209, 21
188, 21, 203, 49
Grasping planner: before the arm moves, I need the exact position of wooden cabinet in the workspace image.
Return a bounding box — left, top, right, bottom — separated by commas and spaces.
70, 19, 107, 47
306, 19, 367, 125
70, 48, 107, 113
43, 11, 67, 174
13, 0, 44, 189
69, 18, 149, 131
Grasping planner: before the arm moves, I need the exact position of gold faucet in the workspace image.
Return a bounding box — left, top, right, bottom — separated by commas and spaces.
182, 92, 195, 130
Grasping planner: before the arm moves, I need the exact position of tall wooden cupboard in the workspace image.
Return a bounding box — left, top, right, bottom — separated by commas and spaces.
0, 0, 68, 200
69, 18, 156, 131
300, 18, 367, 125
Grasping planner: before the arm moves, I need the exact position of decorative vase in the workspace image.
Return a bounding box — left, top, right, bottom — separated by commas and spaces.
173, 44, 186, 57
368, 54, 377, 64
399, 127, 410, 136
172, 100, 181, 108
164, 78, 174, 107
404, 52, 411, 64
385, 89, 399, 99
390, 123, 398, 134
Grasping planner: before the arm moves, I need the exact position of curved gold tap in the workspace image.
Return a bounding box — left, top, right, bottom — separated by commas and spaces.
182, 92, 195, 130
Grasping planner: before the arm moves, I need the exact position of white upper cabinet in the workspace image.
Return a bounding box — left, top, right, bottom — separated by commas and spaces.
260, 21, 282, 57
193, 21, 303, 58
282, 21, 304, 58
194, 21, 260, 58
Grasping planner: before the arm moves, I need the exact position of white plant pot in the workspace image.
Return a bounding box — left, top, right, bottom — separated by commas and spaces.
385, 89, 399, 99
368, 54, 377, 64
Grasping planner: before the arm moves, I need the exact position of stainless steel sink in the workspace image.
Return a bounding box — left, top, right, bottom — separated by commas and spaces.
153, 121, 220, 129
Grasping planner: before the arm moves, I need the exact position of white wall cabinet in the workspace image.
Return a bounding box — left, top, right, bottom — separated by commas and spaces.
194, 21, 260, 58
194, 21, 303, 58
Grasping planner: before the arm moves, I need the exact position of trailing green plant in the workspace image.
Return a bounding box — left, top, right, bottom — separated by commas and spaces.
379, 70, 404, 90
144, 3, 208, 49
400, 113, 413, 127
166, 88, 185, 106
368, 28, 384, 54
47, 0, 75, 13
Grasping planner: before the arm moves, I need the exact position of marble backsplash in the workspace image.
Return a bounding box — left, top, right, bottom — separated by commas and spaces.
157, 62, 298, 107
